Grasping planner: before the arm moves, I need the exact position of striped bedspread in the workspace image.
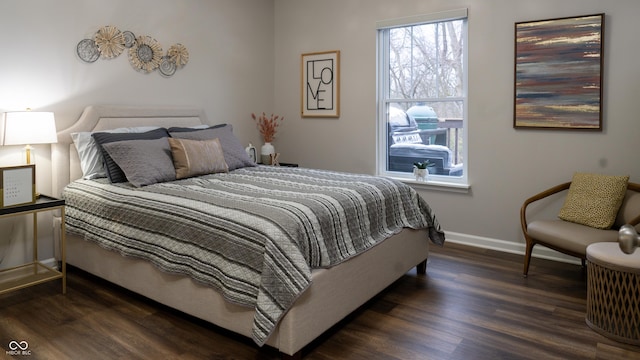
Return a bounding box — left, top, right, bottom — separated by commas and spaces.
62, 166, 445, 345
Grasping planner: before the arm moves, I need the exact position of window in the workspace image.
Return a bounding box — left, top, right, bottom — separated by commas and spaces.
377, 9, 468, 187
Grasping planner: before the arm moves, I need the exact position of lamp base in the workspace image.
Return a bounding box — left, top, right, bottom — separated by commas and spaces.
25, 145, 33, 164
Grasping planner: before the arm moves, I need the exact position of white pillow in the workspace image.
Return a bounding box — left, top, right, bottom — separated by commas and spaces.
71, 126, 161, 179
185, 124, 210, 130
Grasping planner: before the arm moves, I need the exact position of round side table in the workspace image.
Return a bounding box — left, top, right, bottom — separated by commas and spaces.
586, 242, 640, 345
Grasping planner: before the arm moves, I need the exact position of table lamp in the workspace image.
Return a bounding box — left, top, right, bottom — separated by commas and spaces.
1, 110, 58, 164
618, 224, 640, 254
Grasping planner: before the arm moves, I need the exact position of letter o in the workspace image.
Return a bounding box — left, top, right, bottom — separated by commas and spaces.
320, 67, 333, 84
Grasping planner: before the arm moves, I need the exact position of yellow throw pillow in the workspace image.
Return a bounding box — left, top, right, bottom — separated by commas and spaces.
168, 137, 229, 179
558, 172, 630, 229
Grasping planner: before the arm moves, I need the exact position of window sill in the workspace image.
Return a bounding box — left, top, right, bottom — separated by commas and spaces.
391, 176, 471, 193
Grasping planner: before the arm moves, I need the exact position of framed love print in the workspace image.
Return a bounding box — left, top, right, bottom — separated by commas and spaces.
301, 50, 340, 118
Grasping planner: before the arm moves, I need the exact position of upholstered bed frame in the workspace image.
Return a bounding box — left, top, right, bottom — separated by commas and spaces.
51, 105, 430, 359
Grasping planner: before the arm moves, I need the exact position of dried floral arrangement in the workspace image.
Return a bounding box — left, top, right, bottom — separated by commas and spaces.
252, 112, 284, 143
77, 25, 189, 77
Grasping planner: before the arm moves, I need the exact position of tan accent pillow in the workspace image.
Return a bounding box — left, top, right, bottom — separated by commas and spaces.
168, 137, 229, 179
558, 172, 630, 229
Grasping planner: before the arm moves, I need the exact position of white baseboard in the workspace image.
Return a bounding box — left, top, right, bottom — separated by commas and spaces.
444, 231, 582, 265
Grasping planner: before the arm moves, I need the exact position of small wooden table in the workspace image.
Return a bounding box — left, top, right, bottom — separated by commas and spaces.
586, 242, 640, 345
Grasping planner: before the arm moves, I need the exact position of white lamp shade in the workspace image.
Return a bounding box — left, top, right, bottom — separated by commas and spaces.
1, 111, 58, 146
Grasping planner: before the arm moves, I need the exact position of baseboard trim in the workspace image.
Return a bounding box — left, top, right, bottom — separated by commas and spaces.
444, 231, 581, 265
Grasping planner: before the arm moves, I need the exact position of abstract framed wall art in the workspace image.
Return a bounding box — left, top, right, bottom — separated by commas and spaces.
301, 50, 340, 118
514, 14, 604, 130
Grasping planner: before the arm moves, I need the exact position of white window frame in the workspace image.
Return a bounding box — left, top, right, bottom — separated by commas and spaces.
376, 9, 469, 191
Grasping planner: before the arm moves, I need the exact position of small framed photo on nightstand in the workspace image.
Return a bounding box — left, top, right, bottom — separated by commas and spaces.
0, 165, 35, 207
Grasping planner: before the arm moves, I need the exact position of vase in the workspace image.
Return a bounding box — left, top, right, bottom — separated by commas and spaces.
261, 142, 275, 165
245, 143, 257, 163
413, 167, 428, 182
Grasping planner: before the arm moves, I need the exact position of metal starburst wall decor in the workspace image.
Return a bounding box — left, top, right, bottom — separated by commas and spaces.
128, 35, 163, 73
94, 25, 125, 59
76, 25, 189, 77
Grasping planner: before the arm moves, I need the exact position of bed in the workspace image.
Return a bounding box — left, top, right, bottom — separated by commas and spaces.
51, 105, 445, 359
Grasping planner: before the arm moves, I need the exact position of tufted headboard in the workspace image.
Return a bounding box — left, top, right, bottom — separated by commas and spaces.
51, 105, 207, 197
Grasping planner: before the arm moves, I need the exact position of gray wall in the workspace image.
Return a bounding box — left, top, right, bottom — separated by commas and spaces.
273, 0, 640, 260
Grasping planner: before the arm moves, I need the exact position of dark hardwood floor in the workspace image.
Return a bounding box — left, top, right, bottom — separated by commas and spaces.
1, 242, 639, 359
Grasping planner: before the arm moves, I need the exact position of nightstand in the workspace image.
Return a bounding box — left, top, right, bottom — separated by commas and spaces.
0, 195, 66, 295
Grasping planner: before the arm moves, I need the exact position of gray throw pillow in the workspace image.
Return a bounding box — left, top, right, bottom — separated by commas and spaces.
101, 138, 176, 187
92, 127, 170, 183
169, 124, 256, 170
